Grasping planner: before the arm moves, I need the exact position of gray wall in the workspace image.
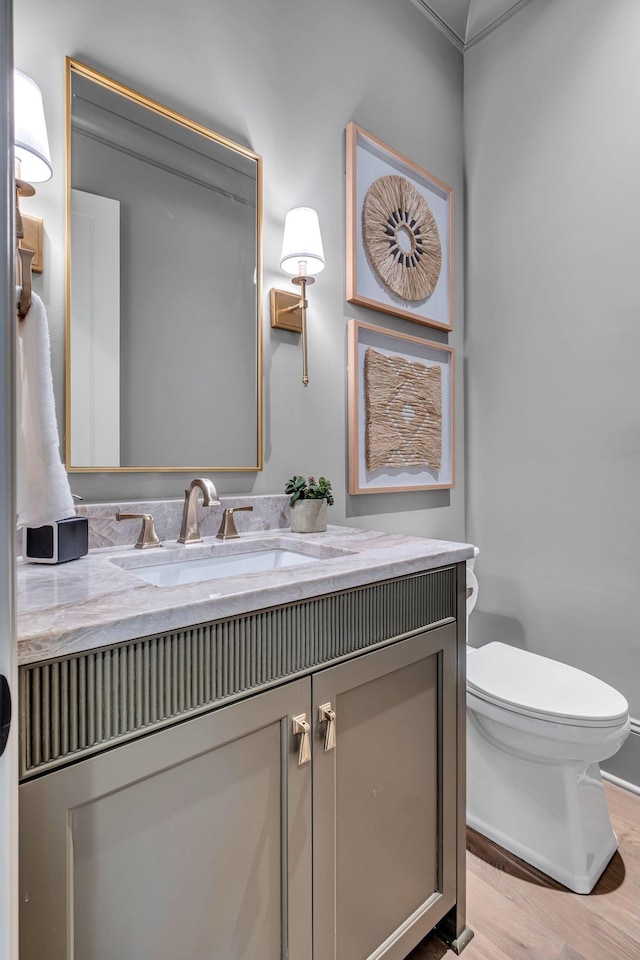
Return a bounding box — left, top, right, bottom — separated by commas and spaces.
465, 0, 640, 785
14, 0, 465, 542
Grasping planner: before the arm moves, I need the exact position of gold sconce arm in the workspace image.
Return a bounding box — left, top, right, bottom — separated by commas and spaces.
294, 275, 310, 388
270, 274, 315, 388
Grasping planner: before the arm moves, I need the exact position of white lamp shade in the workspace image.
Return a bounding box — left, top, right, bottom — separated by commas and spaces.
280, 207, 325, 276
14, 69, 52, 183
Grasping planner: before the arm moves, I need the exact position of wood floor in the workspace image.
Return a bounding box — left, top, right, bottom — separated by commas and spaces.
412, 782, 640, 960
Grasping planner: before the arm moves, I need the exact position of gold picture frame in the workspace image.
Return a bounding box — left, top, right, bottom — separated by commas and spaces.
346, 122, 453, 332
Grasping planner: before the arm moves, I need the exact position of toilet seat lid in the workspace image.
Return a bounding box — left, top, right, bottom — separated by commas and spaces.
467, 642, 629, 727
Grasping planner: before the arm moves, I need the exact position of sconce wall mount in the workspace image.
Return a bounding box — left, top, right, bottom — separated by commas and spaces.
271, 287, 305, 335
270, 207, 324, 387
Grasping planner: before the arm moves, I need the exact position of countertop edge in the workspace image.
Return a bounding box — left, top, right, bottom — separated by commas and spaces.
17, 526, 474, 666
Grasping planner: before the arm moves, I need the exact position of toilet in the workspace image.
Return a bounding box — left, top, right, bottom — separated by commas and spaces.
465, 549, 630, 894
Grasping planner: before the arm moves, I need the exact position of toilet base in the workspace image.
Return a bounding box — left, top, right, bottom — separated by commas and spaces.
467, 715, 618, 894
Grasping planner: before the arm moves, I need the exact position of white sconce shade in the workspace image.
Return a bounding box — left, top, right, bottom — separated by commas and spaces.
280, 207, 325, 276
14, 69, 52, 183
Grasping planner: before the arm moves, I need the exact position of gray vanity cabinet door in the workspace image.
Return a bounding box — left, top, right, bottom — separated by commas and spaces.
312, 625, 457, 960
19, 677, 312, 960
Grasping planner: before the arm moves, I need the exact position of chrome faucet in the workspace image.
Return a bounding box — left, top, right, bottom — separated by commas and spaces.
177, 478, 220, 544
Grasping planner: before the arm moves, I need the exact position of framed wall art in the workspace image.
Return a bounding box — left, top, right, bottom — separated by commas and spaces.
348, 319, 454, 494
346, 122, 453, 331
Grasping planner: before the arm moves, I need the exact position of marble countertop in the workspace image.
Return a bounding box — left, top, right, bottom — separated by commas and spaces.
16, 524, 474, 666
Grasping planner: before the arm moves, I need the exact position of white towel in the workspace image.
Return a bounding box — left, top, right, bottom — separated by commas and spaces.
17, 291, 75, 528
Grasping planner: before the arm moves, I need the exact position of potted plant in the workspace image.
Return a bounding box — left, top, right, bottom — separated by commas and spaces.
285, 475, 334, 533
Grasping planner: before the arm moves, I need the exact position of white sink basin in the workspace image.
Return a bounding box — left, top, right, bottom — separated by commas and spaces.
118, 547, 321, 587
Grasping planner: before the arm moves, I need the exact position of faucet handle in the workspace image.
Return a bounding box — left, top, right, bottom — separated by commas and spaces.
215, 505, 254, 541
116, 512, 162, 550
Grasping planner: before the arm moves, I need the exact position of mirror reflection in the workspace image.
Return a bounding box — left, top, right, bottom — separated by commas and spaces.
66, 59, 262, 471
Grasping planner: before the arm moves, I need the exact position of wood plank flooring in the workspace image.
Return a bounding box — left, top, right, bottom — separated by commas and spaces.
410, 782, 640, 960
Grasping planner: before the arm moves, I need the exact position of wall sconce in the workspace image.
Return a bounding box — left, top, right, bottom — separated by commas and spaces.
14, 69, 52, 319
270, 207, 324, 387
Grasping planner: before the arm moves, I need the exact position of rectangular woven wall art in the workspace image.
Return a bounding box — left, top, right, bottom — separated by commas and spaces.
364, 347, 442, 472
349, 319, 454, 493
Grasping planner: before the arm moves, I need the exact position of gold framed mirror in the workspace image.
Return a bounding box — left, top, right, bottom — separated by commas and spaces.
65, 58, 263, 472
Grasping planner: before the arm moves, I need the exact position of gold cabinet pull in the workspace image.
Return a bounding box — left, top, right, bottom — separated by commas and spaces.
292, 714, 312, 765
318, 702, 336, 752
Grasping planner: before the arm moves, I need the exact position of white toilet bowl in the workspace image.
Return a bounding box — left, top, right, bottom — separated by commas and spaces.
465, 554, 630, 894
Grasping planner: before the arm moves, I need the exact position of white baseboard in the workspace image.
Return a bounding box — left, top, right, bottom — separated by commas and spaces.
601, 770, 640, 797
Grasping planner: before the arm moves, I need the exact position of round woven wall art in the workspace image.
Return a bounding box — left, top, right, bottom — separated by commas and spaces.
362, 174, 441, 302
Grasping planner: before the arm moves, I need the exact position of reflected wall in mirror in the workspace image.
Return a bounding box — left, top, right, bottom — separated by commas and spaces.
66, 58, 263, 471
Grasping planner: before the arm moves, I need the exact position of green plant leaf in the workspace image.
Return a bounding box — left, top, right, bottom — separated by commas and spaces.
284, 473, 333, 507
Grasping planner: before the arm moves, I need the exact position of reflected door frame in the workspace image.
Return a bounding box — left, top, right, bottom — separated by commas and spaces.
70, 188, 121, 467
0, 2, 19, 957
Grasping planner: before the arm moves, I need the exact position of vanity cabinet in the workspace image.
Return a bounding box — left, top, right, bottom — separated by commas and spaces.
19, 566, 470, 958
313, 625, 458, 960
19, 678, 314, 960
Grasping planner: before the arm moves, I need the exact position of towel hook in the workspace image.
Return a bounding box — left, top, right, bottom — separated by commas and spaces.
17, 247, 34, 321
16, 178, 35, 321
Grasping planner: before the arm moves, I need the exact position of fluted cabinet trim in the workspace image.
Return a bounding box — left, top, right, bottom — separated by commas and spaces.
19, 567, 456, 779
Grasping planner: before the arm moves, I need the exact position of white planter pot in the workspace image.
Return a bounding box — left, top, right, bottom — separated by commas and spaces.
290, 499, 327, 534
